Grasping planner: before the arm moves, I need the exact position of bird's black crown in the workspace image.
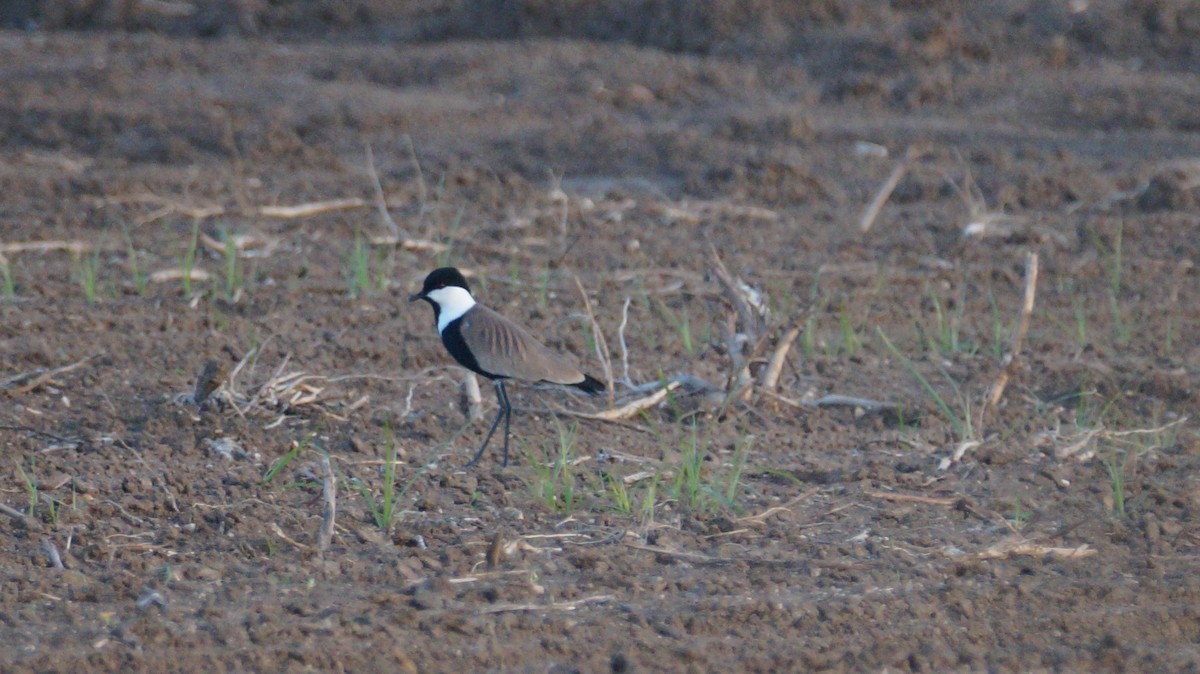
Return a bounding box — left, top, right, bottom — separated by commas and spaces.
411, 267, 470, 301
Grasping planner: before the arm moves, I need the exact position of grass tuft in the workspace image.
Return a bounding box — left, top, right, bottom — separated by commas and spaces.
76, 251, 101, 304
877, 327, 973, 441
526, 417, 580, 513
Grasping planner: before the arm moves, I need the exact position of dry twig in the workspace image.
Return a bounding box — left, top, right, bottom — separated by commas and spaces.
270, 522, 311, 551
708, 245, 769, 401
318, 453, 337, 555
970, 538, 1095, 561
462, 373, 484, 422
365, 143, 403, 238
810, 394, 898, 412
573, 276, 615, 406
616, 297, 634, 388
760, 325, 802, 391
866, 491, 959, 506
984, 252, 1039, 413
258, 198, 366, 219
0, 502, 37, 529
566, 381, 680, 421
0, 240, 100, 256
41, 538, 65, 569
478, 594, 614, 614
148, 267, 211, 284
860, 144, 930, 233
1, 356, 95, 395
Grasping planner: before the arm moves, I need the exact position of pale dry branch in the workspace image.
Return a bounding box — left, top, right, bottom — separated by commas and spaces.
944, 157, 1028, 239
367, 235, 449, 253
1050, 416, 1188, 461
573, 276, 614, 406
568, 381, 680, 421
2, 356, 95, 395
148, 268, 211, 284
622, 470, 656, 484
0, 502, 36, 528
985, 252, 1039, 412
866, 491, 958, 506
41, 538, 65, 569
860, 145, 929, 233
708, 245, 769, 400
971, 538, 1095, 561
617, 296, 634, 388
365, 143, 403, 238
136, 590, 167, 610
198, 231, 280, 257
270, 522, 311, 551
652, 200, 779, 225
756, 389, 808, 408
810, 394, 898, 412
477, 594, 614, 615
258, 198, 367, 219
318, 454, 337, 555
760, 325, 802, 391
626, 541, 862, 569
463, 373, 484, 423
0, 240, 99, 256
503, 538, 562, 555
402, 134, 428, 215
737, 488, 820, 524
1102, 416, 1188, 439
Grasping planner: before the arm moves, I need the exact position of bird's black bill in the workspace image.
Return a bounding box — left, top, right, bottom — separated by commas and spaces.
467, 380, 512, 468
408, 293, 424, 302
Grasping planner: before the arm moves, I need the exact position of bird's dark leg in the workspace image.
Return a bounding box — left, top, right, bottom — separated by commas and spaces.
497, 381, 512, 467
467, 379, 511, 467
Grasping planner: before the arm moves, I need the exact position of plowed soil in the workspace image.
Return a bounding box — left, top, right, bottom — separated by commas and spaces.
2, 2, 1199, 672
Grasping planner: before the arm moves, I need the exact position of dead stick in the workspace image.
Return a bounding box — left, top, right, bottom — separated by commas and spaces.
0, 424, 78, 445
860, 145, 928, 233
462, 373, 484, 422
975, 541, 1095, 561
270, 522, 310, 551
0, 501, 36, 527
0, 240, 95, 255
365, 143, 402, 238
760, 325, 802, 391
571, 381, 679, 421
707, 245, 765, 400
866, 491, 958, 506
368, 236, 449, 253
810, 394, 898, 412
478, 594, 614, 614
617, 297, 633, 388
258, 198, 366, 218
985, 252, 1039, 410
318, 453, 336, 555
401, 133, 428, 212
573, 276, 615, 407
2, 356, 95, 393
41, 538, 65, 569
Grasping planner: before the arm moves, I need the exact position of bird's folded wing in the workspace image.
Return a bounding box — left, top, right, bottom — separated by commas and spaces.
461, 305, 585, 385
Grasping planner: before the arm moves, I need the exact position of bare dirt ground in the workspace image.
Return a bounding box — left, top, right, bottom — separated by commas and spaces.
2, 2, 1199, 672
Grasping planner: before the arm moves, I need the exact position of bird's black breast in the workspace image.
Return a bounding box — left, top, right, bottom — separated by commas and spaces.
441, 315, 495, 379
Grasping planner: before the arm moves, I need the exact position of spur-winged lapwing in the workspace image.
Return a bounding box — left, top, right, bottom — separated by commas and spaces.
410, 267, 604, 466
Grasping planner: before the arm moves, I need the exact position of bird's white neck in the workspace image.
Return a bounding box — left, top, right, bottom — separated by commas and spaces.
429, 286, 476, 334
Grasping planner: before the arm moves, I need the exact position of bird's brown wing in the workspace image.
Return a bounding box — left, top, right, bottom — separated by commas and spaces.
459, 304, 586, 385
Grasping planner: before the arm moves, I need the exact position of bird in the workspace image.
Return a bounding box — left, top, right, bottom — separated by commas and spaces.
409, 267, 605, 467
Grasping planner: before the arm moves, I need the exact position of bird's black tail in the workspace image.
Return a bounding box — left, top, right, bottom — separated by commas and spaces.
575, 374, 606, 395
